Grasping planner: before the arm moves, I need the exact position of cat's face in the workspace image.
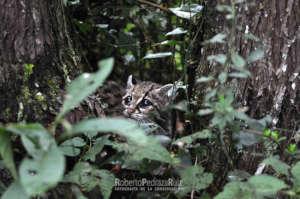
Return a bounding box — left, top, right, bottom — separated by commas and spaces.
122, 75, 173, 121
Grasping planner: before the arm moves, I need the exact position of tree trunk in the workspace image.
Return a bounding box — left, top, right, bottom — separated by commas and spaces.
0, 0, 85, 124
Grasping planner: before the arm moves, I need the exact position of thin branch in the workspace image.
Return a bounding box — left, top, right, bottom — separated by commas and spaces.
135, 0, 172, 13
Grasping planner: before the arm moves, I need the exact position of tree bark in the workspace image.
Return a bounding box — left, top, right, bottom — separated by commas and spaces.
0, 0, 85, 124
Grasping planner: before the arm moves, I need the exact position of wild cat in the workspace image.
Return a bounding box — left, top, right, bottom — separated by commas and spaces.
122, 75, 175, 140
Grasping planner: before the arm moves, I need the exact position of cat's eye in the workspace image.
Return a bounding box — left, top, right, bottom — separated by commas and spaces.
139, 99, 152, 108
124, 96, 132, 105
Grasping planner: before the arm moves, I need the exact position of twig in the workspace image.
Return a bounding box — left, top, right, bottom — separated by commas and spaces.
135, 0, 172, 13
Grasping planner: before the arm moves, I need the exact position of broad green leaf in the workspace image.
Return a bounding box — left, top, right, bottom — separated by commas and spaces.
166, 27, 187, 36
248, 115, 272, 131
19, 144, 65, 196
59, 137, 85, 157
231, 53, 246, 68
59, 145, 81, 157
0, 180, 6, 195
179, 3, 204, 13
170, 4, 203, 19
95, 169, 115, 199
6, 123, 53, 159
198, 109, 214, 116
196, 76, 214, 83
247, 46, 264, 63
152, 40, 183, 46
214, 181, 253, 199
263, 156, 290, 176
70, 118, 148, 146
56, 57, 114, 120
1, 181, 29, 199
233, 131, 261, 149
131, 138, 173, 163
218, 72, 228, 84
173, 130, 212, 145
143, 52, 172, 59
63, 162, 115, 199
180, 166, 213, 196
248, 175, 288, 195
207, 54, 227, 65
63, 0, 68, 6
61, 137, 86, 147
291, 161, 300, 191
83, 135, 110, 162
0, 127, 17, 179
204, 88, 217, 102
233, 111, 249, 121
228, 72, 250, 78
207, 34, 227, 43
227, 170, 251, 182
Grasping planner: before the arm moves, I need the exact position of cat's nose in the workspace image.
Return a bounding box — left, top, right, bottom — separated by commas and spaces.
127, 108, 135, 114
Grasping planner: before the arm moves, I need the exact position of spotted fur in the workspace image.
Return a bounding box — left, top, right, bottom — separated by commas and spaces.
122, 75, 173, 136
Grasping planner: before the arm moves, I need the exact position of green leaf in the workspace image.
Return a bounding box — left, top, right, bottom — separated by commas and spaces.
19, 144, 65, 196
291, 161, 300, 191
6, 123, 53, 159
180, 166, 213, 196
59, 145, 81, 157
170, 4, 203, 19
70, 118, 148, 146
231, 53, 246, 68
1, 181, 29, 199
214, 181, 253, 199
131, 138, 173, 163
227, 170, 251, 182
0, 127, 17, 179
263, 156, 290, 176
207, 54, 227, 65
152, 40, 182, 47
207, 34, 227, 43
56, 58, 114, 120
173, 130, 212, 145
63, 162, 115, 199
233, 111, 249, 121
59, 137, 86, 157
196, 76, 214, 83
143, 52, 172, 59
63, 0, 68, 6
228, 72, 250, 78
198, 109, 214, 116
247, 46, 264, 63
248, 175, 288, 195
218, 72, 228, 84
233, 131, 261, 149
166, 27, 187, 36
61, 137, 86, 147
179, 3, 204, 13
83, 136, 110, 162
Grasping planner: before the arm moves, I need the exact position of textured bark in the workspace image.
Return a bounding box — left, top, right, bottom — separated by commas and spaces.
0, 0, 84, 124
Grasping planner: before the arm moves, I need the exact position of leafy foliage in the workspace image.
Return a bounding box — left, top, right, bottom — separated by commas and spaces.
56, 58, 114, 121
0, 0, 299, 199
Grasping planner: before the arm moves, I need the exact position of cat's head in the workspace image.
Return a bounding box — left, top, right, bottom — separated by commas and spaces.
122, 75, 173, 120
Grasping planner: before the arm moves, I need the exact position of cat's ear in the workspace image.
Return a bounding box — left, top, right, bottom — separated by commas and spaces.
126, 75, 137, 89
154, 84, 174, 97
